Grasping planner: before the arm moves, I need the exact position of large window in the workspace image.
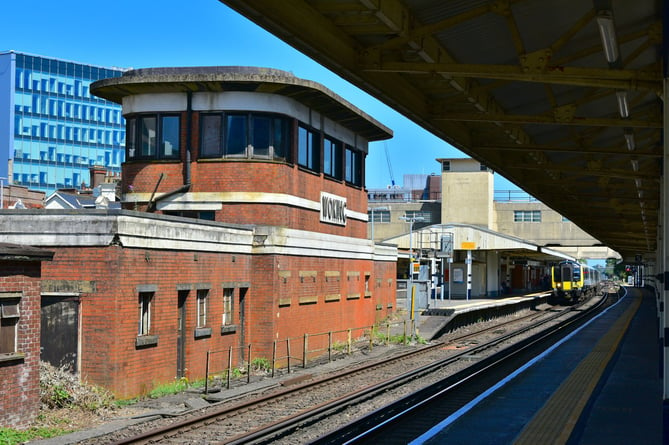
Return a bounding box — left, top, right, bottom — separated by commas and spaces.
200, 112, 290, 160
0, 295, 20, 355
126, 114, 180, 160
323, 137, 342, 179
298, 125, 319, 171
514, 210, 541, 222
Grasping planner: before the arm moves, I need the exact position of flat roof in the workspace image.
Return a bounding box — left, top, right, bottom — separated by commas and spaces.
91, 66, 393, 142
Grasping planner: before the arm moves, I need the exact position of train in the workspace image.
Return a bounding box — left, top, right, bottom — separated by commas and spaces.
549, 260, 602, 304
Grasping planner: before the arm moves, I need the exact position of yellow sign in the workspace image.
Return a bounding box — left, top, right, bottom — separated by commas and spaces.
461, 241, 476, 249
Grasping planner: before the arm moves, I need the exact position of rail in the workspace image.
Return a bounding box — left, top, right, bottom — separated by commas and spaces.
203, 319, 416, 391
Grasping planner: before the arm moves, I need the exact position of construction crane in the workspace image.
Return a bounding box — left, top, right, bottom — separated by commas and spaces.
384, 143, 396, 187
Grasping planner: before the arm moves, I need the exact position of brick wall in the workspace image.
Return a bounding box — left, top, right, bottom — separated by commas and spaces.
0, 262, 43, 428
39, 243, 395, 399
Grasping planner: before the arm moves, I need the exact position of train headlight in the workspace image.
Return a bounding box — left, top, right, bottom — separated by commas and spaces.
556, 283, 562, 288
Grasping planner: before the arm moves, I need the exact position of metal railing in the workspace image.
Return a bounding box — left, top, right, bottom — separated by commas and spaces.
203, 319, 416, 391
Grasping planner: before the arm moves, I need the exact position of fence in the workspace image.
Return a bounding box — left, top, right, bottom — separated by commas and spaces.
203, 319, 416, 392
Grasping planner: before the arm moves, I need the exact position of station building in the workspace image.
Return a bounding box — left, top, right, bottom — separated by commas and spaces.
369, 158, 618, 299
0, 66, 397, 398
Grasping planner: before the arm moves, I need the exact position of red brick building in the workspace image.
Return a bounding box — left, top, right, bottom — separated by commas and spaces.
0, 243, 53, 428
0, 67, 397, 399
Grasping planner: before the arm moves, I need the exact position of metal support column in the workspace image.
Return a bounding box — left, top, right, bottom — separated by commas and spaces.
662, 77, 669, 409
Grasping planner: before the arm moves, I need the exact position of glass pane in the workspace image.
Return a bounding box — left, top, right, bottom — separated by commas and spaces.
161, 116, 180, 158
201, 115, 222, 157
140, 117, 156, 157
324, 138, 333, 175
252, 116, 271, 157
273, 117, 289, 160
126, 118, 136, 158
225, 115, 247, 156
298, 126, 308, 166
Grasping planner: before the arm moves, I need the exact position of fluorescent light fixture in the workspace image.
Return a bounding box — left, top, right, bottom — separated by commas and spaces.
624, 129, 635, 151
630, 159, 639, 172
635, 178, 642, 188
616, 91, 629, 118
596, 11, 619, 63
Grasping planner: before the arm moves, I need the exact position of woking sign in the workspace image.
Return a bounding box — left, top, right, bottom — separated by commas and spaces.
320, 192, 347, 226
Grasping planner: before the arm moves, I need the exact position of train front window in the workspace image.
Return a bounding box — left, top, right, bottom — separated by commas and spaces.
561, 266, 572, 281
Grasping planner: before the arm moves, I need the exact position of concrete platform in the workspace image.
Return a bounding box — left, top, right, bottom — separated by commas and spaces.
415, 291, 550, 340
413, 286, 663, 444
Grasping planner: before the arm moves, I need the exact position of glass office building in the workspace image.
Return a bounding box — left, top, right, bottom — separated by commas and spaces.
0, 51, 126, 194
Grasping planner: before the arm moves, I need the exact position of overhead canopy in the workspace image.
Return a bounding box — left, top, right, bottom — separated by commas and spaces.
219, 0, 663, 261
385, 223, 574, 262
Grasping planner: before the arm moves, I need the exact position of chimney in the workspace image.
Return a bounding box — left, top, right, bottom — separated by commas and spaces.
89, 166, 106, 189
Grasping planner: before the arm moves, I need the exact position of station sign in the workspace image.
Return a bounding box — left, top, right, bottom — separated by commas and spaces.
320, 192, 347, 226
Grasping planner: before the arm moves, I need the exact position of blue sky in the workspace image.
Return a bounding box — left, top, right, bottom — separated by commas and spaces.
2, 0, 521, 191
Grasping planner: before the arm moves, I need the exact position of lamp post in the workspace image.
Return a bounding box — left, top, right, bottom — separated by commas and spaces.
369, 206, 389, 241
0, 177, 6, 209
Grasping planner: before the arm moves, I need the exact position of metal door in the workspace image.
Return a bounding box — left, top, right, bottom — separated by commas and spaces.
176, 290, 188, 378
41, 296, 79, 372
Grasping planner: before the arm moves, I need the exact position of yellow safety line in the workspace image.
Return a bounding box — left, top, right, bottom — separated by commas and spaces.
514, 290, 642, 445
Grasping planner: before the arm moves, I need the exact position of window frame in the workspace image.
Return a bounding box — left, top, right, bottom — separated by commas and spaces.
297, 124, 320, 171
199, 111, 292, 161
345, 146, 362, 186
323, 136, 343, 180
513, 210, 542, 222
196, 288, 209, 328
222, 288, 234, 326
0, 294, 21, 356
125, 113, 181, 161
137, 292, 152, 336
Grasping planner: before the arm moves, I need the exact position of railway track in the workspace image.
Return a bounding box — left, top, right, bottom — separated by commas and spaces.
98, 291, 612, 444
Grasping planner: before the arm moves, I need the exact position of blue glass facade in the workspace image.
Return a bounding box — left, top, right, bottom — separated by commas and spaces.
0, 51, 125, 193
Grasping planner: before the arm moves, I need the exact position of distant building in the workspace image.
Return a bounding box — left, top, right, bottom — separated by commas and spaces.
0, 51, 126, 194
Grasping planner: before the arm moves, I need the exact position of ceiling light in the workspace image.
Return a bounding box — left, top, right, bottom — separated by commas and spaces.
630, 159, 639, 172
596, 11, 619, 63
616, 91, 629, 118
624, 129, 635, 151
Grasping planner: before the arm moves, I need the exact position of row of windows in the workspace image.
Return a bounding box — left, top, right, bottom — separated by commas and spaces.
14, 55, 123, 100
16, 119, 123, 146
138, 287, 236, 338
126, 112, 364, 187
367, 210, 433, 224
15, 97, 123, 125
513, 210, 541, 222
201, 113, 290, 160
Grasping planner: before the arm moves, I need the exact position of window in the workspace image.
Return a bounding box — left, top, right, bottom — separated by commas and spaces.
0, 295, 20, 355
345, 147, 362, 186
225, 114, 248, 156
161, 116, 180, 158
298, 125, 319, 171
404, 210, 432, 223
442, 160, 450, 171
126, 114, 180, 160
513, 210, 541, 222
138, 292, 152, 336
200, 112, 290, 160
222, 288, 234, 326
196, 289, 208, 328
324, 137, 342, 179
368, 209, 390, 223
